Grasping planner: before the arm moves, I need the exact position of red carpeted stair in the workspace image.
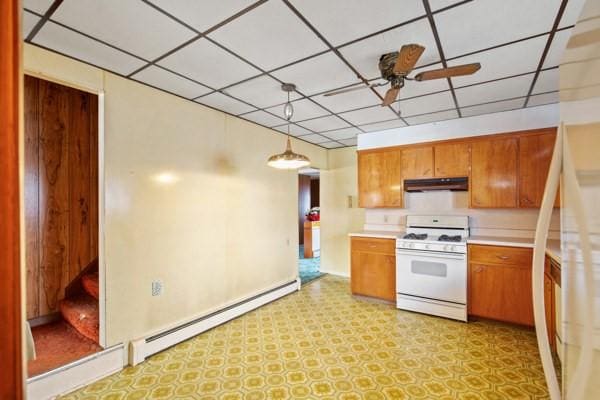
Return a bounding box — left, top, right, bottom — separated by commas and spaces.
60, 292, 99, 343
82, 271, 99, 300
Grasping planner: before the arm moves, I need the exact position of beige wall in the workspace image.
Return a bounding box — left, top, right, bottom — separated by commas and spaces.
24, 44, 327, 346
320, 147, 365, 277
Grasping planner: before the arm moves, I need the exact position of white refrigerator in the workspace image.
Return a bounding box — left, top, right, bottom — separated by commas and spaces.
533, 1, 600, 398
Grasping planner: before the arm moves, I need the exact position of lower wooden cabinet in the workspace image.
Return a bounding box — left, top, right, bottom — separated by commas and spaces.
350, 237, 396, 302
468, 244, 534, 326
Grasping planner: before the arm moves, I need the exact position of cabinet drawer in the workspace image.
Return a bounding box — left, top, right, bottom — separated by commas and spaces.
468, 244, 532, 265
351, 237, 395, 255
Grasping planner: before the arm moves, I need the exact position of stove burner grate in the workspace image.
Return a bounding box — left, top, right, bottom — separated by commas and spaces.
403, 233, 428, 240
438, 234, 462, 242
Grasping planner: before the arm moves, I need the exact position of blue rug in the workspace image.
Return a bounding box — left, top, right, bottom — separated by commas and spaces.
299, 245, 323, 284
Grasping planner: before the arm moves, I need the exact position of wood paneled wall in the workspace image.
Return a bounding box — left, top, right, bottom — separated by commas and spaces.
24, 75, 98, 320
310, 178, 319, 208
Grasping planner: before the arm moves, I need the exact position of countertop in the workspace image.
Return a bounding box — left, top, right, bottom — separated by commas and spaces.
349, 231, 561, 263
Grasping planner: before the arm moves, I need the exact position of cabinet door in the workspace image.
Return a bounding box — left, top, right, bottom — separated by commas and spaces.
401, 146, 434, 179
434, 142, 470, 177
469, 263, 534, 326
519, 131, 559, 208
357, 150, 401, 208
471, 138, 518, 208
351, 251, 396, 302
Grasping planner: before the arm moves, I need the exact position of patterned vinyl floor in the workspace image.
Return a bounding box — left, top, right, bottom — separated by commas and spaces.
61, 276, 549, 399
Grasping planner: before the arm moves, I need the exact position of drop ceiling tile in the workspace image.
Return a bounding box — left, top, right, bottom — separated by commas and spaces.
533, 68, 559, 94
146, 0, 256, 32
271, 52, 360, 96
338, 138, 357, 147
404, 109, 459, 125
322, 127, 361, 141
461, 98, 525, 117
208, 1, 327, 71
397, 91, 456, 117
454, 74, 534, 107
359, 118, 407, 132
374, 64, 451, 100
51, 0, 196, 60
272, 124, 314, 137
312, 86, 381, 113
158, 39, 260, 89
33, 21, 146, 75
23, 11, 41, 37
298, 134, 330, 144
559, 0, 586, 28
339, 19, 440, 80
195, 92, 256, 115
339, 105, 398, 126
297, 115, 350, 132
320, 141, 345, 148
448, 35, 547, 87
24, 0, 53, 14
544, 29, 572, 68
435, 0, 562, 58
223, 75, 301, 109
132, 66, 211, 99
429, 0, 465, 11
528, 91, 559, 107
265, 99, 329, 123
288, 0, 425, 46
240, 110, 286, 127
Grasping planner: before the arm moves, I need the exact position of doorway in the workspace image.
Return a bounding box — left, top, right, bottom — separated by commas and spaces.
298, 168, 322, 284
24, 75, 102, 377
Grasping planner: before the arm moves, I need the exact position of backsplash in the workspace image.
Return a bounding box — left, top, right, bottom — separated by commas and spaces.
364, 191, 560, 239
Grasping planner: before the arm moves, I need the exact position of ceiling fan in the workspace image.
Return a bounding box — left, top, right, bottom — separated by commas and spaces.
325, 44, 481, 107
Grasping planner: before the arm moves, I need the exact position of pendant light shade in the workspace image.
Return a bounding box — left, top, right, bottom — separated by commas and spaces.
267, 83, 311, 170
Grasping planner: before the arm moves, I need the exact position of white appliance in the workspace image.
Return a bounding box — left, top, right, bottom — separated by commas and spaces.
396, 215, 469, 322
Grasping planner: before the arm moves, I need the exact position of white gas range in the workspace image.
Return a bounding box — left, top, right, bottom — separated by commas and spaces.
396, 215, 469, 322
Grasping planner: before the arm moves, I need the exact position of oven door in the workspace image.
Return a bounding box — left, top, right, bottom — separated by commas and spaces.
396, 249, 467, 304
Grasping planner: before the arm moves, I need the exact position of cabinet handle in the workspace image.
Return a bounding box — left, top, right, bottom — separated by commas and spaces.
423, 168, 431, 175
496, 255, 510, 260
474, 266, 484, 273
522, 197, 533, 205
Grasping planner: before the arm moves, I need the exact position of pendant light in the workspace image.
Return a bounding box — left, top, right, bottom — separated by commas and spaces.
267, 83, 310, 169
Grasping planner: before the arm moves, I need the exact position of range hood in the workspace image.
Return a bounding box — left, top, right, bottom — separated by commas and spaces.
404, 177, 468, 192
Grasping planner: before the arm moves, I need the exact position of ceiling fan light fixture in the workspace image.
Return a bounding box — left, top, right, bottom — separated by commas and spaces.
267, 83, 311, 170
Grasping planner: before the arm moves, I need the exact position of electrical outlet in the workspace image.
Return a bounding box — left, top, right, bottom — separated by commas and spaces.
152, 281, 163, 296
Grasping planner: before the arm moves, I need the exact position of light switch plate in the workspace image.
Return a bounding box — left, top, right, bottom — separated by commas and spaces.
152, 281, 163, 296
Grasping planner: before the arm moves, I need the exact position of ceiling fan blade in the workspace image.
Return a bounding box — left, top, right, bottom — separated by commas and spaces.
382, 87, 400, 106
414, 63, 481, 81
393, 44, 425, 75
323, 82, 386, 97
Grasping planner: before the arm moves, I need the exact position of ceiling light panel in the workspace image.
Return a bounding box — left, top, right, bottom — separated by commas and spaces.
51, 0, 197, 60
403, 109, 458, 125
288, 0, 425, 46
23, 0, 53, 14
297, 115, 350, 132
146, 0, 256, 32
340, 18, 440, 80
224, 75, 301, 109
543, 28, 572, 68
132, 66, 211, 99
312, 87, 381, 113
435, 0, 562, 58
240, 110, 286, 127
359, 118, 407, 132
454, 74, 534, 107
265, 99, 329, 122
448, 35, 547, 87
460, 98, 526, 118
33, 22, 146, 75
208, 0, 327, 71
533, 68, 559, 94
339, 105, 398, 126
396, 91, 456, 117
158, 38, 260, 89
271, 52, 360, 96
195, 92, 256, 115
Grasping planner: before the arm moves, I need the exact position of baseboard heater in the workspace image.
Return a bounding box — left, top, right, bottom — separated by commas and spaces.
130, 278, 300, 365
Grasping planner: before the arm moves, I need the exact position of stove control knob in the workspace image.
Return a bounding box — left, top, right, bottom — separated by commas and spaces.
408, 243, 414, 249
444, 245, 450, 251
449, 245, 455, 252
424, 244, 430, 250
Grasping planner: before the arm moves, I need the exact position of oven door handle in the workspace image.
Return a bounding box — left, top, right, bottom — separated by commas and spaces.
395, 249, 466, 260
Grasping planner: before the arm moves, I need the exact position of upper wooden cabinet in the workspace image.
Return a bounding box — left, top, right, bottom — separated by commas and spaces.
519, 130, 559, 208
470, 137, 518, 208
401, 146, 433, 179
358, 150, 402, 208
434, 142, 471, 177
